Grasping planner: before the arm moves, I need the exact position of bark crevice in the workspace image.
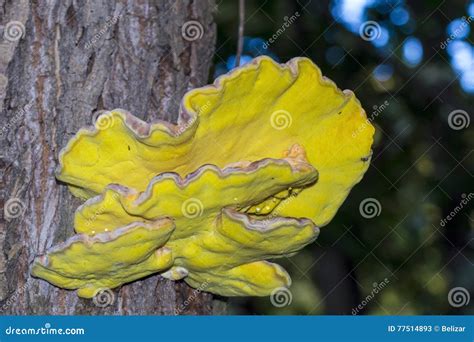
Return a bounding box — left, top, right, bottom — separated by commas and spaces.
0, 0, 220, 315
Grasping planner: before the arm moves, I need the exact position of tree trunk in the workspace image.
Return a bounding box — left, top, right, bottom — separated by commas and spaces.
0, 0, 223, 315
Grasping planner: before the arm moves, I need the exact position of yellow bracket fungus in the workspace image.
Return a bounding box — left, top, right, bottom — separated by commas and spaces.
31, 219, 174, 298
31, 56, 374, 299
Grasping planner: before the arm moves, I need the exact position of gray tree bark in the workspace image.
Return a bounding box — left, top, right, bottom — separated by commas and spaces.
0, 0, 223, 315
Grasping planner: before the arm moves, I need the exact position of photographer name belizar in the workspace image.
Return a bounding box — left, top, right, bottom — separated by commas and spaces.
440, 325, 466, 332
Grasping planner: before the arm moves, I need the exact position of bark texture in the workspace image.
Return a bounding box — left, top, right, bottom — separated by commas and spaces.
0, 0, 222, 315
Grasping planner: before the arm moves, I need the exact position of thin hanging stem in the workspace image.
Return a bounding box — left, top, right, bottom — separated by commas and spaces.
235, 0, 245, 67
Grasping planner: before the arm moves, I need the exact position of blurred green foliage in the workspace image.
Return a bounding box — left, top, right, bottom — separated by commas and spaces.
213, 0, 473, 315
